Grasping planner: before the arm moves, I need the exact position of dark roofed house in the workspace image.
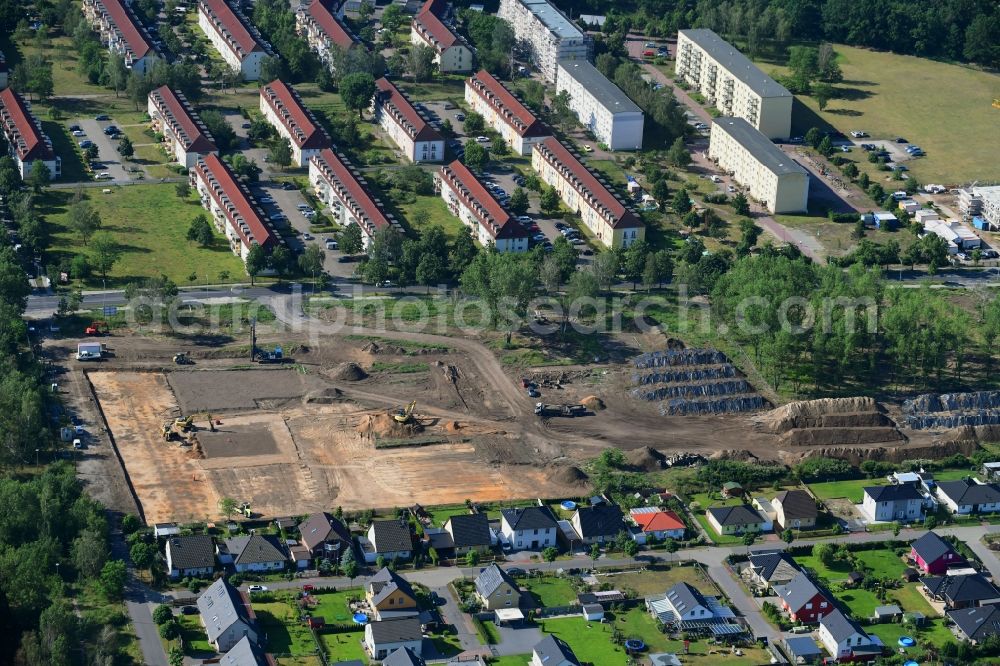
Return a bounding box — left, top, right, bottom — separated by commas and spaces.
772, 489, 818, 530
500, 506, 558, 551
745, 551, 801, 591
910, 532, 963, 575
474, 563, 519, 610
366, 520, 413, 561
773, 571, 832, 623
219, 635, 269, 666
935, 478, 1000, 515
817, 609, 882, 662
382, 647, 426, 666
298, 512, 352, 562
165, 534, 216, 579
364, 617, 423, 660
197, 578, 258, 652
921, 573, 1000, 609
661, 582, 712, 622
783, 636, 823, 664
862, 484, 923, 523
366, 567, 418, 620
706, 505, 766, 536
221, 534, 287, 573
949, 603, 1000, 644
570, 504, 625, 545
531, 635, 580, 666
443, 513, 491, 555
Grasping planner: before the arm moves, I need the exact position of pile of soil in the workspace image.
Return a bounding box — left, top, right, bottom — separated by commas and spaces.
183, 436, 205, 460
445, 420, 462, 432
760, 397, 886, 433
781, 428, 905, 446
553, 465, 589, 486
356, 412, 423, 437
305, 388, 344, 404
581, 395, 606, 411
710, 449, 759, 462
626, 446, 665, 471
330, 362, 367, 381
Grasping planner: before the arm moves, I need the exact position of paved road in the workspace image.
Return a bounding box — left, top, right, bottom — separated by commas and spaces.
110, 529, 170, 666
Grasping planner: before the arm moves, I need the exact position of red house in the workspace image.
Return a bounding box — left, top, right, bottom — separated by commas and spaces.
910, 532, 963, 575
774, 571, 832, 623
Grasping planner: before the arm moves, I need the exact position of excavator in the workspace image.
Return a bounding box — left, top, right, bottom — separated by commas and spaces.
85, 321, 108, 336
161, 416, 194, 441
393, 400, 416, 424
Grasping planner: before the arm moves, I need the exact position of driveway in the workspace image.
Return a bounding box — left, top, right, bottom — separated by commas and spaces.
74, 117, 131, 182
434, 584, 480, 652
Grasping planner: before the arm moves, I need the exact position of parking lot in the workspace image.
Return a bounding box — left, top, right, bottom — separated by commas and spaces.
72, 117, 132, 182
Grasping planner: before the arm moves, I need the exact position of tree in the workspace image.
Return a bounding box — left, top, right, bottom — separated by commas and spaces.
622, 239, 649, 287
463, 141, 487, 172
623, 538, 638, 560
342, 547, 358, 580
542, 546, 558, 562
90, 233, 121, 281
130, 541, 157, 569
380, 3, 404, 31
117, 136, 134, 160
814, 543, 835, 568
508, 187, 529, 216
781, 528, 794, 544
490, 134, 510, 158
813, 83, 834, 111
843, 162, 859, 179
341, 72, 376, 118
804, 127, 822, 148
666, 137, 690, 167
153, 605, 173, 625
817, 135, 833, 157
963, 15, 1000, 67
589, 542, 601, 567
408, 44, 436, 82
246, 245, 267, 285
269, 245, 294, 278
450, 230, 478, 276
592, 251, 619, 292
539, 185, 560, 215
98, 560, 127, 600
462, 112, 485, 134
169, 647, 184, 666
267, 137, 293, 170
175, 181, 190, 198
340, 223, 364, 256
671, 188, 691, 215
200, 109, 237, 150
68, 199, 102, 244
464, 550, 480, 567
72, 529, 109, 578
187, 214, 214, 247
298, 244, 325, 283
159, 620, 180, 640
923, 515, 938, 530
416, 253, 446, 291
742, 531, 757, 548
218, 497, 239, 521
460, 251, 537, 343
732, 192, 750, 216
653, 178, 670, 210
85, 144, 99, 161
520, 80, 545, 110
27, 160, 50, 192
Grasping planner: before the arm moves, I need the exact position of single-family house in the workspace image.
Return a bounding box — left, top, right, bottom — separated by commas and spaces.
443, 513, 492, 556
367, 520, 413, 561
366, 567, 418, 620
197, 578, 258, 652
165, 534, 216, 579
530, 635, 580, 666
570, 504, 625, 545
629, 507, 686, 541
773, 571, 832, 623
474, 563, 519, 610
499, 506, 558, 550
910, 531, 962, 575
705, 505, 766, 536
721, 481, 744, 498
382, 647, 426, 666
298, 511, 352, 563
982, 462, 1000, 482
935, 478, 1000, 515
364, 617, 423, 660
948, 603, 1000, 644
817, 609, 882, 663
220, 535, 287, 573
661, 582, 713, 622
745, 551, 801, 591
782, 636, 823, 664
862, 484, 923, 523
218, 635, 268, 665
920, 573, 1000, 610
772, 490, 818, 531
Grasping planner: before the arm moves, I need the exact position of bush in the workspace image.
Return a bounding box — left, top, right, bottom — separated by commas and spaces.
158, 620, 180, 640
152, 604, 174, 625
793, 457, 855, 481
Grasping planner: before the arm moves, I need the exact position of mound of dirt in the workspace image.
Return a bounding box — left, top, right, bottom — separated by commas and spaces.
445, 420, 462, 432
780, 427, 905, 447
331, 362, 367, 381
356, 412, 423, 438
710, 449, 759, 462
626, 446, 665, 471
760, 397, 885, 434
581, 395, 606, 411
305, 388, 344, 404
553, 465, 589, 486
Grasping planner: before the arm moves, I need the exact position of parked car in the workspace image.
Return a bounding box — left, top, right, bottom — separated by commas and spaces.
241, 122, 251, 129
247, 585, 268, 592
180, 606, 199, 615
297, 203, 311, 210
103, 126, 120, 135
376, 281, 395, 288
527, 387, 540, 398
850, 130, 868, 138
302, 233, 313, 240
71, 130, 85, 137
554, 222, 567, 230
94, 114, 110, 121
95, 172, 112, 180
840, 145, 851, 152
896, 137, 908, 143
455, 113, 465, 121
583, 145, 594, 152
325, 239, 337, 250
79, 140, 93, 148
69, 124, 81, 132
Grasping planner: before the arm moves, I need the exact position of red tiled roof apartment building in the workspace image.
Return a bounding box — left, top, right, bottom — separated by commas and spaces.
198, 0, 272, 81
296, 0, 359, 71
438, 160, 529, 253
259, 80, 331, 167
372, 78, 444, 163
147, 86, 217, 168
309, 148, 401, 248
82, 0, 157, 74
464, 70, 549, 156
531, 137, 644, 249
0, 89, 60, 179
191, 154, 279, 263
410, 0, 472, 74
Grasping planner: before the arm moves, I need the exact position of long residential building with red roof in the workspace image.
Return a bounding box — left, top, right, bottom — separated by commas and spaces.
0, 89, 60, 179
531, 137, 644, 249
259, 80, 331, 167
82, 0, 158, 74
372, 78, 444, 163
191, 154, 280, 263
309, 148, 401, 248
410, 0, 472, 74
464, 70, 549, 156
296, 0, 359, 71
438, 160, 528, 252
147, 86, 218, 168
198, 0, 272, 81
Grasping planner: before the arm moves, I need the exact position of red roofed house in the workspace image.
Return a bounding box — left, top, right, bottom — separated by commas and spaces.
191, 154, 279, 263
83, 0, 158, 73
373, 78, 444, 163
410, 0, 473, 73
198, 0, 272, 80
0, 89, 60, 179
465, 70, 550, 156
438, 160, 529, 252
259, 80, 331, 167
628, 507, 686, 541
147, 86, 218, 168
531, 137, 644, 249
309, 148, 401, 248
296, 0, 358, 72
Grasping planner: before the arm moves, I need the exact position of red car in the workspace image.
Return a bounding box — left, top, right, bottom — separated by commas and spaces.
303, 584, 314, 592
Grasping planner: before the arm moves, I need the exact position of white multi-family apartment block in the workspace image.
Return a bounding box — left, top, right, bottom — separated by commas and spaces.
259, 80, 331, 167
497, 0, 591, 83
198, 0, 272, 81
676, 29, 792, 140
709, 118, 808, 214
555, 60, 643, 151
191, 154, 280, 263
464, 70, 549, 156
82, 0, 157, 74
959, 185, 1000, 231
296, 0, 359, 71
147, 86, 218, 168
0, 89, 61, 179
410, 0, 473, 74
372, 78, 444, 163
309, 148, 402, 248
438, 160, 530, 252
531, 137, 644, 249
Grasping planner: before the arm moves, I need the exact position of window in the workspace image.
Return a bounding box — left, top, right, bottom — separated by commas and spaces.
820, 601, 828, 608
806, 603, 813, 610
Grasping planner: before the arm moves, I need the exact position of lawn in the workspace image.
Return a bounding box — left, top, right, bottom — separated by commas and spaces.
853, 550, 906, 579
176, 613, 213, 655
399, 194, 467, 238
317, 630, 367, 663
425, 504, 474, 527
520, 576, 579, 608
694, 514, 745, 545
254, 603, 317, 657
757, 44, 1000, 183
602, 565, 715, 597
41, 184, 246, 286
307, 588, 363, 624
807, 478, 883, 503
796, 553, 853, 582
489, 657, 532, 666
867, 617, 955, 654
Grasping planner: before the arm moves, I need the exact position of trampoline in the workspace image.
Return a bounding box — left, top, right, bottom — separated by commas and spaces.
624, 639, 646, 652
561, 501, 577, 510
903, 661, 919, 666
898, 636, 916, 648
352, 613, 369, 624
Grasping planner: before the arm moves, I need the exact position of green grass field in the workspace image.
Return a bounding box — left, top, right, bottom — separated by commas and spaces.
41, 185, 246, 286
807, 479, 883, 503
317, 631, 367, 663
520, 576, 579, 608
398, 194, 467, 238
759, 44, 1000, 183
604, 565, 714, 597
254, 604, 317, 658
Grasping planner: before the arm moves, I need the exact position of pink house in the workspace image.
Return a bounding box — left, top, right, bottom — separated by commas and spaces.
910, 532, 962, 575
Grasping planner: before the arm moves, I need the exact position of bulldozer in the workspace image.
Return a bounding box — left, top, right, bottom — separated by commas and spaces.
393, 400, 416, 424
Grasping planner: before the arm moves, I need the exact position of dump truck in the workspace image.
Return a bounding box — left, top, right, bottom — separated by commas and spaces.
534, 403, 586, 417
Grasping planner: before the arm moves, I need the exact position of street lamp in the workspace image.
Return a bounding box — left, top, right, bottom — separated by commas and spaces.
35, 448, 39, 466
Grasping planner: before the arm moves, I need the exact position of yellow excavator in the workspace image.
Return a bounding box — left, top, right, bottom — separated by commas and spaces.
393, 400, 416, 424
161, 416, 195, 441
